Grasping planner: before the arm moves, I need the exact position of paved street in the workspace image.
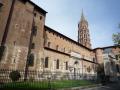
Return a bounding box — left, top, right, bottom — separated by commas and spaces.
82, 86, 117, 90
81, 82, 120, 90
58, 82, 120, 90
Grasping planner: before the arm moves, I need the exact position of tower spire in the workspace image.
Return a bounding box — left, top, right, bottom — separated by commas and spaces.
81, 9, 85, 21
78, 10, 91, 49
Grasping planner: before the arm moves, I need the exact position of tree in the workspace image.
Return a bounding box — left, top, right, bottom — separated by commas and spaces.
96, 63, 105, 84
112, 32, 120, 45
96, 63, 104, 75
9, 70, 21, 82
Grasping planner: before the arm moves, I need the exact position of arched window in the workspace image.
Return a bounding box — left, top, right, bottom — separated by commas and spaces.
31, 43, 35, 49
56, 45, 59, 50
66, 62, 68, 70
116, 55, 118, 60
93, 58, 96, 62
63, 48, 65, 52
34, 12, 37, 17
28, 53, 34, 66
48, 42, 51, 48
116, 64, 119, 73
56, 59, 59, 69
74, 61, 79, 65
45, 57, 49, 68
32, 26, 37, 36
40, 16, 42, 20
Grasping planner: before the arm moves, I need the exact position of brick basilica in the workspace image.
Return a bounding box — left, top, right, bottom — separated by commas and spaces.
0, 0, 120, 80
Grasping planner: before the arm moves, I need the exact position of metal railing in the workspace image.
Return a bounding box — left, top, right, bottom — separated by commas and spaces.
0, 69, 97, 89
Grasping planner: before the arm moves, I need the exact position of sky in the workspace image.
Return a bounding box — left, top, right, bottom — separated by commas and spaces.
31, 0, 120, 48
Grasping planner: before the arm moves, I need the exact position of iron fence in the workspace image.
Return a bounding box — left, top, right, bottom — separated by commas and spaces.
0, 69, 97, 89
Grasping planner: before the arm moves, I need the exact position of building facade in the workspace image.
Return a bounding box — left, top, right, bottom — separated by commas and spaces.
94, 46, 120, 80
0, 0, 120, 80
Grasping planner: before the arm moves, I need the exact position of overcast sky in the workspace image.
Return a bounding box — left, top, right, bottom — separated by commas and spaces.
31, 0, 120, 48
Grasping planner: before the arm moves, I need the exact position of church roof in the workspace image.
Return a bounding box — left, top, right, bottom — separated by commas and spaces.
45, 25, 93, 51
93, 45, 120, 50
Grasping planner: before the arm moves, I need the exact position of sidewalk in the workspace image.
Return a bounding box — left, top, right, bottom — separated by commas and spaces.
57, 84, 101, 90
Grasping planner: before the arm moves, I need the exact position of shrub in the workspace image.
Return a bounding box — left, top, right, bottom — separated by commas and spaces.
29, 76, 34, 82
9, 70, 21, 82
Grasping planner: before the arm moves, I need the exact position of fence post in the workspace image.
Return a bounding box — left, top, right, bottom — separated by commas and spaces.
48, 77, 51, 90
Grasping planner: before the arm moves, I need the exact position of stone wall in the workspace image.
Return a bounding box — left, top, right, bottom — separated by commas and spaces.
44, 27, 97, 75
0, 0, 45, 71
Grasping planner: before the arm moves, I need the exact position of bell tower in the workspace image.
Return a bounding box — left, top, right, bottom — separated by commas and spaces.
78, 11, 91, 49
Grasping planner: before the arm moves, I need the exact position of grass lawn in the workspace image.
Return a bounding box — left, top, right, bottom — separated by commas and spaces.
0, 80, 95, 89
52, 80, 95, 88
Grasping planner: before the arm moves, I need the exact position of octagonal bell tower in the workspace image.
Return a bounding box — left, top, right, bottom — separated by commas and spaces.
78, 11, 91, 49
